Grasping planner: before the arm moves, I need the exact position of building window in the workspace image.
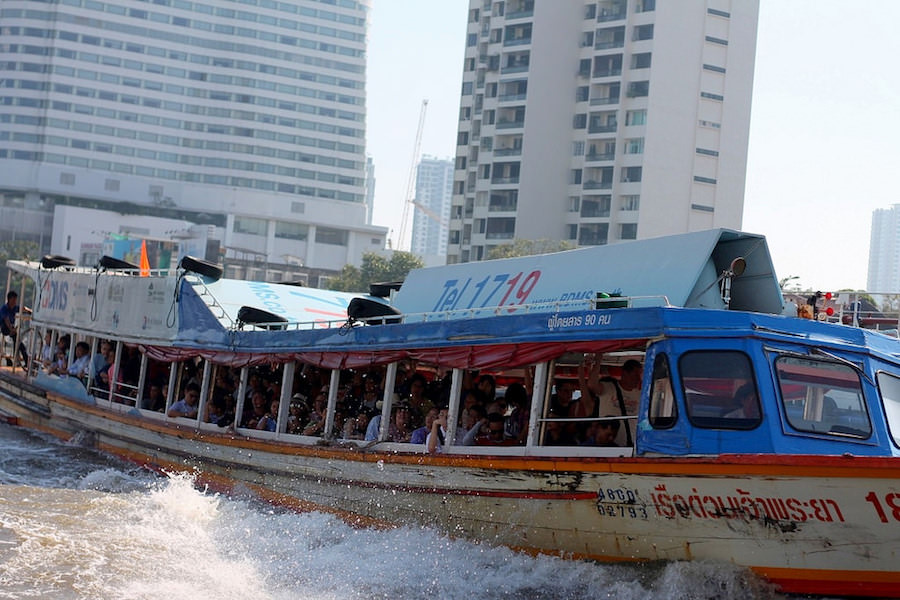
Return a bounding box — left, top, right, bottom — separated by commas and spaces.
570, 169, 583, 185
691, 203, 715, 212
696, 148, 719, 157
626, 110, 647, 126
622, 166, 642, 182
291, 201, 305, 213
703, 63, 726, 74
707, 8, 730, 18
573, 113, 587, 129
620, 223, 637, 240
316, 227, 348, 246
620, 195, 640, 211
576, 86, 589, 102
705, 36, 728, 46
234, 216, 267, 236
274, 221, 308, 240
579, 223, 609, 246
632, 53, 652, 69
627, 81, 649, 97
693, 175, 717, 184
625, 138, 644, 154
701, 92, 724, 101
573, 141, 585, 156
633, 24, 654, 41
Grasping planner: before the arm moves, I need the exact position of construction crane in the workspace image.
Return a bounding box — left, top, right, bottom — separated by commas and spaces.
396, 99, 428, 251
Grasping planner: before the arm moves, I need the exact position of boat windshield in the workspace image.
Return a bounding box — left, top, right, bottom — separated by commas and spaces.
876, 371, 900, 448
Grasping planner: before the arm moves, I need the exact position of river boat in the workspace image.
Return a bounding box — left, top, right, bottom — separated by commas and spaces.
1, 229, 899, 597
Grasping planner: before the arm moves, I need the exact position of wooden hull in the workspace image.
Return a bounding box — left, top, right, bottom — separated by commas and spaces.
1, 371, 898, 597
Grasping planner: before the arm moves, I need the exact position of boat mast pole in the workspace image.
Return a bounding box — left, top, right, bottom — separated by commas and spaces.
276, 362, 294, 435
323, 367, 340, 439
232, 366, 249, 429
195, 360, 212, 425
445, 369, 463, 448
526, 362, 549, 447
378, 362, 398, 441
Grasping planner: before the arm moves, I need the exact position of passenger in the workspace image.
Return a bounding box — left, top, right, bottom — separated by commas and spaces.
469, 412, 516, 446
426, 407, 449, 454
724, 383, 759, 419
388, 403, 413, 443
503, 382, 530, 444
92, 340, 112, 380
256, 399, 279, 432
39, 331, 54, 369
167, 383, 200, 419
301, 392, 328, 436
542, 410, 577, 446
619, 359, 643, 415
581, 418, 620, 447
287, 396, 309, 435
0, 290, 29, 367
549, 379, 578, 416
410, 407, 440, 444
406, 373, 434, 427
477, 374, 496, 403
205, 395, 228, 425
456, 403, 484, 444
242, 389, 269, 428
342, 410, 371, 440
141, 383, 166, 412
66, 341, 91, 379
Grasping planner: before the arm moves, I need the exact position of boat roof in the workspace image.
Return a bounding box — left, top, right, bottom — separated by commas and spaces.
392, 228, 784, 317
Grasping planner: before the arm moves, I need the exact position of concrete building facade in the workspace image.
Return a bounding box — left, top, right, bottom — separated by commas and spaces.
449, 0, 759, 263
410, 156, 453, 265
868, 205, 900, 292
0, 0, 385, 277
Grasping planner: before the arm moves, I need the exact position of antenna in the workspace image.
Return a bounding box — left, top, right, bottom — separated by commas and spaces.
396, 99, 428, 251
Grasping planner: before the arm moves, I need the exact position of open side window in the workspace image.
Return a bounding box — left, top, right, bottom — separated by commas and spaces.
648, 353, 676, 429
777, 356, 871, 439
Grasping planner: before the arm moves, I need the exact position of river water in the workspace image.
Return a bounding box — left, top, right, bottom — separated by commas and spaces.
0, 422, 789, 600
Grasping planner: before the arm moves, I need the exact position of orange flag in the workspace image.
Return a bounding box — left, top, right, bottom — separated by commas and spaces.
139, 239, 150, 277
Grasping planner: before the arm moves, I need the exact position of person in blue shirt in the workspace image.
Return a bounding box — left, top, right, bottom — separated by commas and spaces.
0, 291, 28, 367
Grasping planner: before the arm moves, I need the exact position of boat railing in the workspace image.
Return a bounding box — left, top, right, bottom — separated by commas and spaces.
231, 294, 674, 332
183, 273, 234, 326
797, 290, 900, 336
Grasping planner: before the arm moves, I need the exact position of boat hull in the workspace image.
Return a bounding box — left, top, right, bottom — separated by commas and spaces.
1, 371, 898, 597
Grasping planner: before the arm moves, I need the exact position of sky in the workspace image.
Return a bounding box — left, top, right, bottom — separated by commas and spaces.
366, 1, 900, 292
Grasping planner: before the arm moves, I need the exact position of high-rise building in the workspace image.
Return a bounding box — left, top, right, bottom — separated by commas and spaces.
867, 205, 900, 291
411, 156, 453, 264
448, 0, 759, 263
0, 0, 385, 280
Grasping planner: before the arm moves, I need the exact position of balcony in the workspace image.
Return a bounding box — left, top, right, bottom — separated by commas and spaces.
493, 147, 522, 157
588, 124, 617, 134
504, 37, 532, 47
585, 152, 615, 162
595, 40, 625, 50
589, 96, 619, 106
501, 64, 529, 74
498, 92, 527, 102
506, 9, 534, 20
491, 176, 521, 185
597, 10, 626, 22
486, 231, 516, 240
592, 68, 622, 78
583, 180, 613, 190
489, 203, 518, 212
496, 119, 525, 129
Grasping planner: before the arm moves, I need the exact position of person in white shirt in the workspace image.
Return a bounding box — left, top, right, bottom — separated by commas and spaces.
426, 407, 449, 454
66, 342, 91, 378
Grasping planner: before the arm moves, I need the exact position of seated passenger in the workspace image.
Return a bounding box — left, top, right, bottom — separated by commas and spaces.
410, 407, 439, 444
542, 411, 577, 446
426, 407, 449, 454
66, 341, 91, 379
256, 399, 279, 432
581, 418, 620, 447
167, 383, 200, 419
724, 383, 760, 419
464, 412, 517, 446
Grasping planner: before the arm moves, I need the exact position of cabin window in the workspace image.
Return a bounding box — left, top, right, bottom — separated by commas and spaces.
648, 354, 676, 428
876, 371, 900, 448
777, 356, 871, 438
679, 351, 761, 429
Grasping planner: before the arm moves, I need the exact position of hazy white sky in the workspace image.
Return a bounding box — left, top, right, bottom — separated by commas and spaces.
367, 1, 900, 291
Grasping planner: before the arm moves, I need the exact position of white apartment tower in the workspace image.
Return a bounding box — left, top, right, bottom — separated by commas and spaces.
411, 156, 454, 263
0, 0, 385, 276
867, 205, 900, 292
449, 0, 759, 263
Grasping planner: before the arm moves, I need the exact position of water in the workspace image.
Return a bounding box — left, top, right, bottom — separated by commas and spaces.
0, 423, 787, 600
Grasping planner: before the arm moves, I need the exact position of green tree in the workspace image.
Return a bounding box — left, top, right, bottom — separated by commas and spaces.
0, 240, 39, 297
328, 251, 424, 293
486, 238, 575, 260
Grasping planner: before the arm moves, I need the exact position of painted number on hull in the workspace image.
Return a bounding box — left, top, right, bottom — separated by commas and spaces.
596, 487, 649, 520
865, 492, 900, 523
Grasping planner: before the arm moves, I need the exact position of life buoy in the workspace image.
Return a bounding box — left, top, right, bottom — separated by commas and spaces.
347, 297, 402, 324
179, 255, 223, 281
368, 281, 403, 298
237, 305, 289, 330
98, 255, 139, 271
40, 254, 76, 269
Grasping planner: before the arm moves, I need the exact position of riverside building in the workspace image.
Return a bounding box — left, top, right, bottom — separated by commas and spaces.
448, 0, 759, 263
0, 0, 384, 282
